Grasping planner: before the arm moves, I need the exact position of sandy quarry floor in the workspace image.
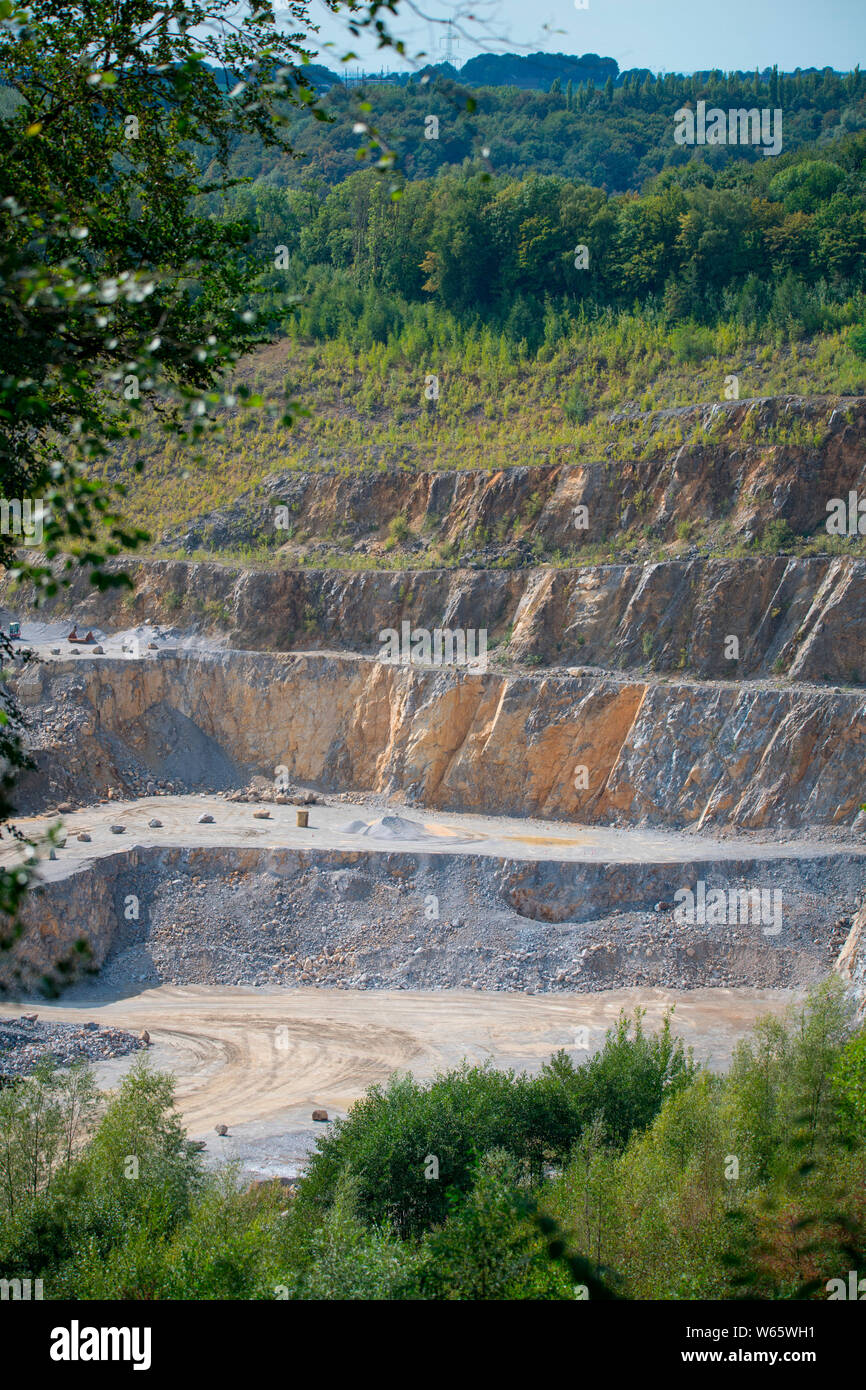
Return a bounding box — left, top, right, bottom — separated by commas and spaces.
0, 984, 796, 1179
4, 794, 864, 886
1, 618, 226, 659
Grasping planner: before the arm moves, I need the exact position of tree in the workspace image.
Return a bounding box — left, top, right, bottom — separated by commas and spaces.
0, 0, 335, 985
0, 1, 324, 586
544, 1009, 696, 1149
411, 1152, 572, 1300
831, 1030, 866, 1144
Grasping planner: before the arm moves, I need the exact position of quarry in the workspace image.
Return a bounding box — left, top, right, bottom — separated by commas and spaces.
1, 396, 866, 1180
7, 1, 866, 1323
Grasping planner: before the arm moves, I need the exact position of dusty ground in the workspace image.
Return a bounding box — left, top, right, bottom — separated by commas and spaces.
1, 618, 222, 659
0, 984, 796, 1180
6, 794, 865, 881
4, 792, 857, 997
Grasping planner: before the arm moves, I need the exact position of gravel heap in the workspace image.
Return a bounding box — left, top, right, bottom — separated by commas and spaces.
0, 1015, 148, 1080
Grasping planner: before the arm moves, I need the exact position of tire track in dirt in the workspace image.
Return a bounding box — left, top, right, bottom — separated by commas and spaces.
0, 984, 796, 1144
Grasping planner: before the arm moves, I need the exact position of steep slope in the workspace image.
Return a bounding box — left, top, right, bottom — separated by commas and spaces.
8, 649, 866, 832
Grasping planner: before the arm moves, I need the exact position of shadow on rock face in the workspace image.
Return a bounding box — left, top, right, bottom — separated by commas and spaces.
117, 700, 241, 791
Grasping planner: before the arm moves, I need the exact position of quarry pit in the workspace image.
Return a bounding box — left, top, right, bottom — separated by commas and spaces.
1, 587, 865, 1179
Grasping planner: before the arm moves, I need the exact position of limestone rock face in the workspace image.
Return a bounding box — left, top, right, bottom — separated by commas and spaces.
5, 393, 866, 1013
82, 395, 866, 560
837, 906, 866, 1021
8, 858, 120, 984
10, 652, 866, 832
10, 552, 866, 684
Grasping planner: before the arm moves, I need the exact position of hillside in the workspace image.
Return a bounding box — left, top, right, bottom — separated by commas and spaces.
222, 63, 866, 191
92, 330, 866, 563
4, 2, 866, 1323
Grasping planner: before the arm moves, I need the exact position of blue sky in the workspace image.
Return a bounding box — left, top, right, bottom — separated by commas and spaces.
303, 0, 865, 76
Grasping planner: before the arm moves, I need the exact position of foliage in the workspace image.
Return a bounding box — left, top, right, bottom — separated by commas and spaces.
831, 1031, 866, 1143
0, 0, 328, 973
0, 0, 318, 591
0, 986, 863, 1299
297, 1009, 693, 1239
216, 131, 866, 343
406, 1152, 573, 1300
223, 65, 866, 194
542, 1008, 695, 1149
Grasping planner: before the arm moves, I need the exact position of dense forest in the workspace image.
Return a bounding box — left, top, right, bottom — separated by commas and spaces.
220, 62, 866, 192
225, 133, 866, 353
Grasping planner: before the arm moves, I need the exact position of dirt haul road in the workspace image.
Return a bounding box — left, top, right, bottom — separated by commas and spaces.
0, 984, 795, 1179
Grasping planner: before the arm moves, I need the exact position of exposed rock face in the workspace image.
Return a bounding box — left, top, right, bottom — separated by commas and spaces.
7, 850, 122, 986
837, 905, 866, 1020
9, 553, 866, 683
4, 393, 866, 1015
148, 395, 866, 557
11, 843, 862, 994
10, 653, 866, 830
